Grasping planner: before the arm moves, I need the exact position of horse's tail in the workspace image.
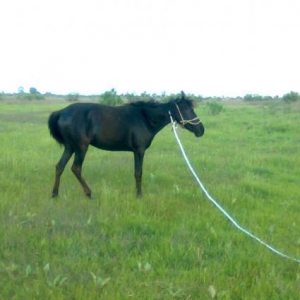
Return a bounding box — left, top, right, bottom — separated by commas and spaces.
48, 111, 64, 145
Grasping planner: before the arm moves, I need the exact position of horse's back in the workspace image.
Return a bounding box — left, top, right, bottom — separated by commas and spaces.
51, 103, 147, 150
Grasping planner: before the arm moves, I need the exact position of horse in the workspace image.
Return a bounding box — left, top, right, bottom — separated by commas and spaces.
48, 91, 205, 198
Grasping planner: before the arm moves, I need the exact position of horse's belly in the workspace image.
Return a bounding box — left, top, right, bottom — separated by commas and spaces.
90, 139, 132, 152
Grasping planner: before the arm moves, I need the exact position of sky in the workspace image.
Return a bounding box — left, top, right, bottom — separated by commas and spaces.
1, 0, 300, 97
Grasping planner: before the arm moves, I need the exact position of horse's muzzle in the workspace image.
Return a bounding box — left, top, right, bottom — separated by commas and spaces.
194, 123, 205, 137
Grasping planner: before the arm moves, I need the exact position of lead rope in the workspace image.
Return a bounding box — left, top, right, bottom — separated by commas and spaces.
169, 111, 300, 263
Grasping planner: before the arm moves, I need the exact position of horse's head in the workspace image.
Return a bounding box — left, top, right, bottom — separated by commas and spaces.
170, 91, 205, 137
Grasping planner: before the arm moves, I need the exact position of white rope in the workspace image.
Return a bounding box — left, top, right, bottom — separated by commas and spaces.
169, 113, 300, 263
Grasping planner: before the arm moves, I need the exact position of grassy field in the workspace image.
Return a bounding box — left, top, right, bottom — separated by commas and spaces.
0, 99, 300, 299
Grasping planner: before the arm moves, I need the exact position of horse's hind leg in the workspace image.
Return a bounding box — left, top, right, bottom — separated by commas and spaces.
52, 146, 74, 197
71, 146, 92, 198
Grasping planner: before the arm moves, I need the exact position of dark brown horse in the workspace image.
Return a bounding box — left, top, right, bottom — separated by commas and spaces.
48, 92, 204, 198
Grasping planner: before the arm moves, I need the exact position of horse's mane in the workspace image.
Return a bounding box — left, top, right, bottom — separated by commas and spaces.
128, 95, 195, 108
128, 99, 162, 108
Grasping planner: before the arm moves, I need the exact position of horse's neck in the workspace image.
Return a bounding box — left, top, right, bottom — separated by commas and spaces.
142, 104, 170, 134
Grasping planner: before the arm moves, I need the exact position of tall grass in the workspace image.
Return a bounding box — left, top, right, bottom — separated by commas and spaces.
0, 101, 299, 299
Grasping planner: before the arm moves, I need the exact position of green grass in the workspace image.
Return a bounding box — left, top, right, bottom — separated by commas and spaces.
0, 100, 300, 299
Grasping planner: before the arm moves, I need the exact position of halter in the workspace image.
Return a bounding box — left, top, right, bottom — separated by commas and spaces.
174, 103, 201, 127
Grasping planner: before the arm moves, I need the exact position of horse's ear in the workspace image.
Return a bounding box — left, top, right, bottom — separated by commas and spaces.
181, 91, 185, 100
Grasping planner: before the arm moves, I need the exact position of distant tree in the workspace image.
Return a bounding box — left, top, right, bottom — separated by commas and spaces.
123, 92, 136, 103
99, 89, 123, 106
187, 93, 203, 102
243, 94, 263, 101
137, 91, 151, 102
18, 86, 25, 94
262, 96, 274, 101
282, 91, 300, 103
67, 92, 79, 102
44, 92, 54, 97
29, 87, 38, 94
26, 87, 44, 100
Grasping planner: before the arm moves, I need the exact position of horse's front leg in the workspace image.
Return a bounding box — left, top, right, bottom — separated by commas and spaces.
134, 150, 145, 197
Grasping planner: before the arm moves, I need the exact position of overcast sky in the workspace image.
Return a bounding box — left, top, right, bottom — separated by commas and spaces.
1, 0, 300, 97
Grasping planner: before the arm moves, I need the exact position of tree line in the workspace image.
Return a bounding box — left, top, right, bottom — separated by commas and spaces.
1, 87, 300, 105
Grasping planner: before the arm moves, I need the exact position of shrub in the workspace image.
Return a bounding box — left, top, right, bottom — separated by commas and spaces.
206, 100, 224, 115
